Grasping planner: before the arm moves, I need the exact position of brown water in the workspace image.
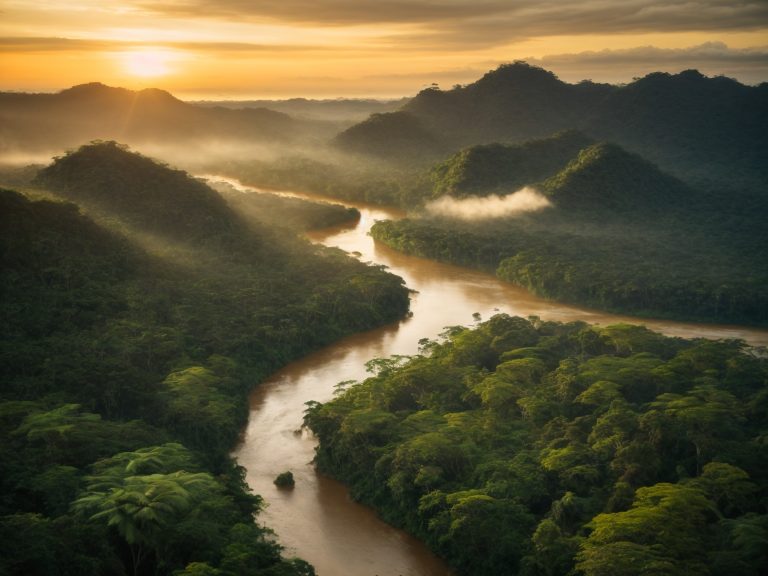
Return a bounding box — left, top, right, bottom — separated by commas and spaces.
224, 177, 768, 576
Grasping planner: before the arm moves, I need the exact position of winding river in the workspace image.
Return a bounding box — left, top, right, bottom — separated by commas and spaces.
222, 177, 768, 576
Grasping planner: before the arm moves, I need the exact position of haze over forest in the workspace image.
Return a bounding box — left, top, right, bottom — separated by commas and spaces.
2, 2, 768, 576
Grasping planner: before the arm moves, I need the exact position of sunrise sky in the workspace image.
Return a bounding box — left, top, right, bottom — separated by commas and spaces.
2, 1, 767, 99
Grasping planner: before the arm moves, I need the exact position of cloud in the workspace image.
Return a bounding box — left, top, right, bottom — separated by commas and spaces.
0, 37, 114, 52
135, 0, 510, 26
0, 36, 324, 54
534, 42, 768, 65
136, 1, 768, 49
362, 66, 486, 83
526, 42, 768, 84
425, 187, 552, 220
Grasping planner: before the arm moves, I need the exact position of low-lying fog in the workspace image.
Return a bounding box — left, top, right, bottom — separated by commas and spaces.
424, 187, 552, 220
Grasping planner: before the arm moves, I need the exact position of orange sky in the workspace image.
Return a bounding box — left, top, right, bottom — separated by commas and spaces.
1, 1, 767, 99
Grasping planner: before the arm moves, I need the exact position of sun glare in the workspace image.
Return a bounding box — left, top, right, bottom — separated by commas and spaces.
121, 50, 173, 78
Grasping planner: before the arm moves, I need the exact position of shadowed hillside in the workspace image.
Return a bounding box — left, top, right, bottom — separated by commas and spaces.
35, 141, 238, 243
0, 83, 330, 155
431, 130, 595, 198
405, 63, 611, 145
540, 142, 694, 216
0, 144, 412, 575
370, 137, 767, 325
339, 62, 768, 189
334, 110, 446, 162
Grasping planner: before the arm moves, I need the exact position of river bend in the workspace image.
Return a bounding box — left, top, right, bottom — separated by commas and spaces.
222, 177, 768, 576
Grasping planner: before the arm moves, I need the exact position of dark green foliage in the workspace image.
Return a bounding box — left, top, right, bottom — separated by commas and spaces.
215, 183, 359, 232
540, 143, 693, 215
591, 69, 768, 188
343, 62, 767, 190
209, 65, 766, 217
370, 136, 768, 325
201, 154, 431, 208
431, 130, 594, 198
273, 472, 295, 488
307, 315, 768, 576
405, 63, 605, 148
0, 143, 409, 575
333, 111, 446, 162
34, 142, 237, 243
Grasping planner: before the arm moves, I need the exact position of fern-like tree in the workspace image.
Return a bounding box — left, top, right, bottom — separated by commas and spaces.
73, 443, 223, 576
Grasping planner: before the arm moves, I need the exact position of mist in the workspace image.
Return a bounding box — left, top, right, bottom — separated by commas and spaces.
424, 187, 552, 220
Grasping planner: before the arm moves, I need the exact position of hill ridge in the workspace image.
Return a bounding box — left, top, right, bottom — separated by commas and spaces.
34, 141, 241, 243
341, 62, 767, 188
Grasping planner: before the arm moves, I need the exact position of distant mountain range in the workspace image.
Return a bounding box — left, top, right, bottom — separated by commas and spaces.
193, 97, 408, 122
2, 64, 765, 193
0, 82, 330, 154
337, 62, 768, 189
334, 110, 447, 160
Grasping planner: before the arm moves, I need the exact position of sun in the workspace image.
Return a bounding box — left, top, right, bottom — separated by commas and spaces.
121, 50, 174, 78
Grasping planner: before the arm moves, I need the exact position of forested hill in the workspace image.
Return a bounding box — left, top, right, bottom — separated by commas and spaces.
338, 62, 768, 188
431, 130, 594, 198
405, 64, 610, 146
333, 110, 446, 161
590, 69, 768, 186
34, 142, 362, 240
0, 82, 325, 153
370, 133, 768, 325
307, 315, 768, 576
430, 135, 695, 218
35, 141, 239, 243
0, 146, 410, 575
540, 142, 694, 217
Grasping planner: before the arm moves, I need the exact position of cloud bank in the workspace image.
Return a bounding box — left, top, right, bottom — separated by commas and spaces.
139, 1, 768, 30
534, 42, 768, 66
3, 1, 767, 95
137, 1, 768, 49
529, 42, 768, 84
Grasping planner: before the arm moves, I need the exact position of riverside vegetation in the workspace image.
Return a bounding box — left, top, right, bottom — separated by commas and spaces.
306, 315, 768, 576
2, 62, 766, 576
207, 65, 767, 326
370, 134, 768, 326
0, 141, 410, 576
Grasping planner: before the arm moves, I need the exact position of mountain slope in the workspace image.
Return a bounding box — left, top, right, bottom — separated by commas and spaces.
541, 142, 694, 217
0, 82, 300, 153
339, 63, 767, 188
1, 145, 413, 574
333, 111, 445, 161
406, 62, 611, 146
431, 130, 595, 197
368, 139, 766, 324
34, 141, 239, 243
591, 69, 768, 186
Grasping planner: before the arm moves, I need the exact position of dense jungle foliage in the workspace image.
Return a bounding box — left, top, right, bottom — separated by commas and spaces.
0, 142, 410, 576
201, 154, 430, 208
208, 179, 360, 233
430, 130, 594, 198
306, 315, 768, 576
371, 140, 768, 326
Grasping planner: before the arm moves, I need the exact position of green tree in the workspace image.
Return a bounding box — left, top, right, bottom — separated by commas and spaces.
577, 483, 716, 576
